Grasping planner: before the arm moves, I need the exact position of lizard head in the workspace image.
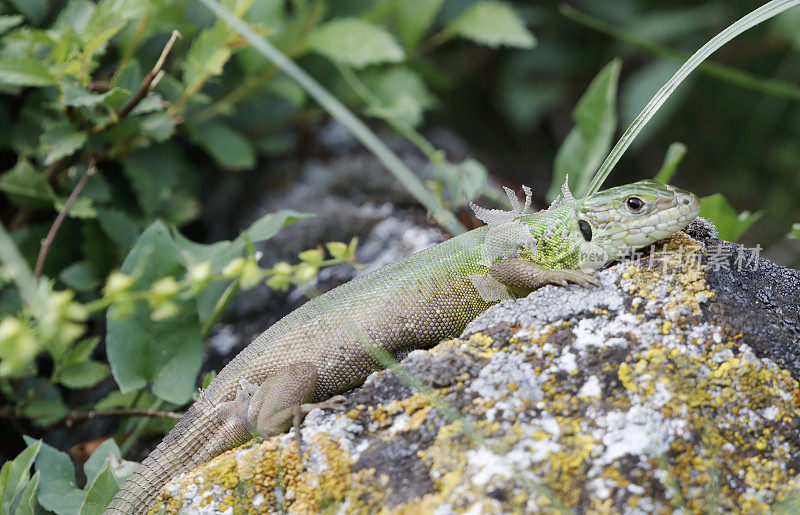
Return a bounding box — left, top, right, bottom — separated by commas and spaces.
576, 180, 700, 268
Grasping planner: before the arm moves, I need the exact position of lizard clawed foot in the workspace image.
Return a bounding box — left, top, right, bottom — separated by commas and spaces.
489, 258, 601, 292
554, 269, 601, 287
315, 395, 346, 411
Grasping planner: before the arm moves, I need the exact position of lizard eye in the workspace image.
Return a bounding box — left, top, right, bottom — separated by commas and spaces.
625, 196, 644, 212
578, 220, 592, 242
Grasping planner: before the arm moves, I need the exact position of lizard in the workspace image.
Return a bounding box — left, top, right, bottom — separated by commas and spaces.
105, 179, 700, 513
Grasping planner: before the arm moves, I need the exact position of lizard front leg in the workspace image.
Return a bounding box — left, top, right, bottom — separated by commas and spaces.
489, 257, 600, 296
241, 363, 345, 452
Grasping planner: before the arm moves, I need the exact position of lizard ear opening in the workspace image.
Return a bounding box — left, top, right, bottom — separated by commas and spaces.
578, 220, 593, 242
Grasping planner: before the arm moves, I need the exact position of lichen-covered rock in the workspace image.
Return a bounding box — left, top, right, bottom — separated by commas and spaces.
150, 230, 800, 514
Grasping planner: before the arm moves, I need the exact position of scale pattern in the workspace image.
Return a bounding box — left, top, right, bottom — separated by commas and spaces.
106, 180, 700, 514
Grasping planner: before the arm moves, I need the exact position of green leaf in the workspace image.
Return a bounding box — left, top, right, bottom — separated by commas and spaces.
62, 337, 100, 365
653, 142, 687, 184
6, 0, 48, 25
183, 24, 233, 91
24, 437, 85, 515
112, 58, 142, 91
244, 209, 314, 242
62, 82, 127, 109
136, 111, 176, 143
79, 463, 119, 515
83, 0, 144, 60
53, 0, 95, 33
172, 209, 312, 324
41, 124, 88, 165
788, 223, 800, 240
0, 15, 24, 36
363, 67, 435, 127
0, 440, 40, 514
699, 193, 761, 242
97, 208, 141, 251
54, 195, 97, 219
59, 261, 100, 291
82, 439, 121, 486
449, 1, 536, 49
21, 398, 68, 425
548, 59, 621, 201
307, 18, 405, 69
58, 360, 109, 388
432, 158, 488, 207
14, 470, 38, 515
392, 0, 444, 48
0, 159, 55, 209
106, 222, 202, 404
121, 145, 183, 217
0, 59, 55, 87
187, 121, 255, 170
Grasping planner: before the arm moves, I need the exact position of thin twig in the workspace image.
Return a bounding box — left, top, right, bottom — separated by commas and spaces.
104, 29, 181, 128
33, 161, 97, 282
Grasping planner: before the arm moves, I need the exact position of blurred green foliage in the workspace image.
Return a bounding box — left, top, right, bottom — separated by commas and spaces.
0, 1, 537, 504
2, 0, 800, 511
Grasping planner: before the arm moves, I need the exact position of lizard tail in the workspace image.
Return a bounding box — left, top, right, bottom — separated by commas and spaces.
105, 396, 252, 514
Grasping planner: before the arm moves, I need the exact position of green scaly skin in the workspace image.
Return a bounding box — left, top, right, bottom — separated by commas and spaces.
106, 180, 700, 513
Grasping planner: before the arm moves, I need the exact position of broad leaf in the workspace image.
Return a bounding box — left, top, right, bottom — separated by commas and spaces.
82, 438, 121, 486
173, 209, 313, 324
62, 82, 127, 109
79, 464, 119, 515
548, 59, 621, 200
0, 59, 55, 87
392, 0, 444, 48
41, 123, 88, 165
136, 111, 176, 143
449, 1, 536, 49
59, 261, 100, 291
788, 223, 800, 240
183, 24, 232, 91
0, 159, 55, 209
699, 193, 761, 242
24, 437, 85, 515
106, 222, 202, 403
187, 120, 255, 170
58, 360, 108, 388
0, 440, 39, 514
121, 145, 184, 217
307, 18, 404, 69
8, 0, 48, 25
96, 208, 141, 251
0, 15, 24, 36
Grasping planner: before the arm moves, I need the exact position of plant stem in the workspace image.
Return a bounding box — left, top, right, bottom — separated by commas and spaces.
33, 161, 97, 283
198, 0, 464, 235
201, 280, 239, 340
98, 30, 181, 132
119, 399, 165, 456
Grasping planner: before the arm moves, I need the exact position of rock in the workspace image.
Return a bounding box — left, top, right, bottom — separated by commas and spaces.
151, 230, 800, 514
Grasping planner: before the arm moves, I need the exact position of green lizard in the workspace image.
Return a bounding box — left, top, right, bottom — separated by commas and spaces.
106, 180, 699, 513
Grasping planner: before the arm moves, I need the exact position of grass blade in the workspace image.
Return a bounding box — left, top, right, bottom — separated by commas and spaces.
585, 0, 800, 196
